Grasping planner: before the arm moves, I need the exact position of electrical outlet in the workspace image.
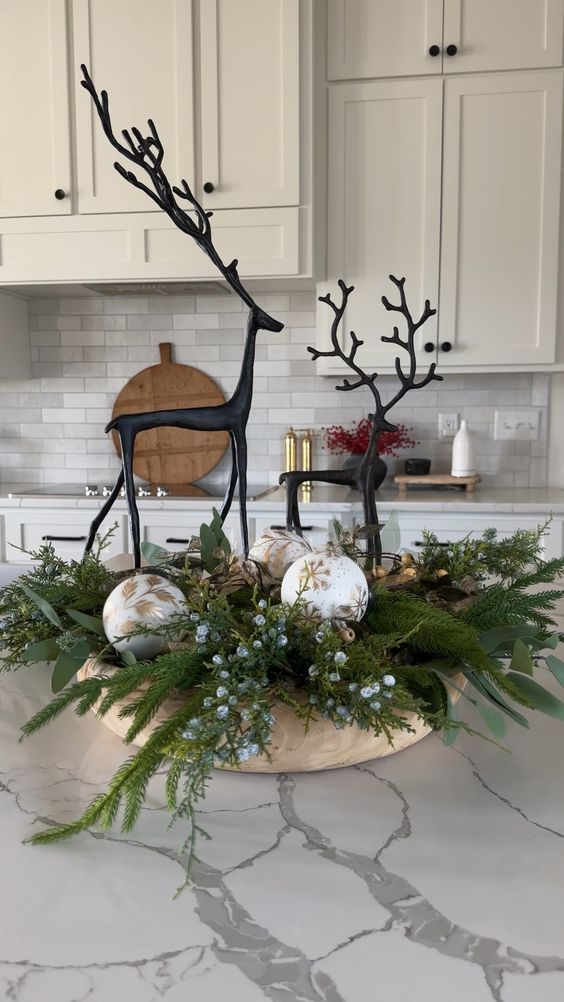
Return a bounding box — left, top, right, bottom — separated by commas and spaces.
438, 412, 459, 438
494, 409, 540, 441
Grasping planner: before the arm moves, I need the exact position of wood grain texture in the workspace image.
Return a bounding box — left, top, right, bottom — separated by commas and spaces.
77, 659, 466, 772
111, 343, 229, 484
394, 473, 481, 493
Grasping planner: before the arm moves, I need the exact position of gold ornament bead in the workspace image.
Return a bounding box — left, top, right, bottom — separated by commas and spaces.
401, 552, 414, 566
403, 567, 417, 578
436, 569, 449, 578
373, 565, 388, 578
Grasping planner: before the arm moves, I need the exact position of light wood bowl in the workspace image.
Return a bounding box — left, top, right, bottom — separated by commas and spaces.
78, 659, 465, 772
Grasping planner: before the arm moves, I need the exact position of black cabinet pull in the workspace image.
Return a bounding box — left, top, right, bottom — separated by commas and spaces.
428, 44, 440, 57
270, 524, 314, 532
441, 341, 453, 352
54, 188, 66, 200
423, 342, 435, 353
414, 540, 451, 547
446, 43, 458, 56
165, 537, 190, 544
203, 181, 215, 194
42, 534, 86, 542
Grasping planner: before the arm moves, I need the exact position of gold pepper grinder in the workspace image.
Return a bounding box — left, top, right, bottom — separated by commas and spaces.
301, 428, 313, 488
284, 427, 297, 472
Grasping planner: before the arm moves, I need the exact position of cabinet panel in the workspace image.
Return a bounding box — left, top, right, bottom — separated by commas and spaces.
327, 0, 444, 80
444, 0, 564, 73
439, 72, 563, 367
4, 513, 127, 563
141, 514, 239, 552
199, 0, 299, 208
321, 79, 442, 373
73, 0, 194, 214
0, 0, 71, 218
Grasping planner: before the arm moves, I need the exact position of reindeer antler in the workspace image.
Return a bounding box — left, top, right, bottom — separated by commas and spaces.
379, 274, 442, 415
307, 279, 387, 416
80, 65, 282, 332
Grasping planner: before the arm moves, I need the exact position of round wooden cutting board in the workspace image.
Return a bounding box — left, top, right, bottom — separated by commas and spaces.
110, 343, 229, 484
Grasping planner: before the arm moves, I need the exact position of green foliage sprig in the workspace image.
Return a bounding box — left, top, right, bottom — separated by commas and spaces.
3, 516, 564, 888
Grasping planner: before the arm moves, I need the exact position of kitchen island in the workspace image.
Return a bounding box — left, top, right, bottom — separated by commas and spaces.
2, 661, 564, 1002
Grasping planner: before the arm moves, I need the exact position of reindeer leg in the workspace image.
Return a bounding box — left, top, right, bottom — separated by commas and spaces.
291, 482, 304, 537
234, 430, 249, 556
220, 432, 238, 523
83, 468, 125, 557
121, 429, 141, 568
361, 476, 382, 563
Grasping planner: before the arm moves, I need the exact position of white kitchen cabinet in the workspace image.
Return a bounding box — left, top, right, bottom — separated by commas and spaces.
327, 0, 444, 82
73, 0, 195, 215
439, 71, 563, 367
328, 0, 564, 81
320, 68, 563, 374
319, 78, 442, 372
390, 512, 564, 561
199, 0, 299, 209
0, 0, 71, 218
4, 512, 128, 563
141, 512, 240, 552
251, 514, 345, 551
0, 0, 308, 283
443, 0, 564, 74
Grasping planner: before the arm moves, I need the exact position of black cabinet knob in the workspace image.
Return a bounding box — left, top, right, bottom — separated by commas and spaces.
441, 341, 453, 352
446, 43, 458, 56
203, 181, 215, 194
54, 188, 66, 200
424, 342, 435, 353
428, 44, 440, 57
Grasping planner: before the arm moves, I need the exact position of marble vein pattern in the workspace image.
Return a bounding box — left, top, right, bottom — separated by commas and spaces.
1, 659, 564, 1002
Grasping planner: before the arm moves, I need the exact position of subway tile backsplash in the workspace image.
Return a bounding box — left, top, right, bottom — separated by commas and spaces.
0, 291, 549, 488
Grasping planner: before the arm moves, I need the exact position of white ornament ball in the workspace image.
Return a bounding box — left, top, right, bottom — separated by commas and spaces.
103, 573, 188, 660
281, 547, 369, 622
248, 528, 312, 580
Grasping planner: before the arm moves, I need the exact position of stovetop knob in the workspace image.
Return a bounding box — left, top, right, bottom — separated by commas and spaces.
85, 484, 99, 497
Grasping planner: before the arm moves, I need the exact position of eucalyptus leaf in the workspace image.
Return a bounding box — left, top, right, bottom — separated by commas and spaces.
443, 692, 459, 746
543, 633, 560, 650
479, 625, 538, 654
140, 541, 170, 564
67, 608, 105, 637
200, 523, 219, 570
51, 639, 93, 694
19, 584, 60, 627
21, 637, 60, 663
465, 671, 529, 728
546, 654, 564, 687
505, 671, 564, 720
121, 650, 138, 665
475, 701, 507, 740
510, 638, 534, 675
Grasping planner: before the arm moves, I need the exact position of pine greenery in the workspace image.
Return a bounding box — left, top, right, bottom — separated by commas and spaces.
3, 517, 563, 888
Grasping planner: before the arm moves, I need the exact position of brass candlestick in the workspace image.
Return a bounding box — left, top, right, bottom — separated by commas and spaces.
284, 427, 297, 472
301, 429, 312, 488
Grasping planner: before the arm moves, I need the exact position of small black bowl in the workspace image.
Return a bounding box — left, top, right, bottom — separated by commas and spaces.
404, 458, 431, 476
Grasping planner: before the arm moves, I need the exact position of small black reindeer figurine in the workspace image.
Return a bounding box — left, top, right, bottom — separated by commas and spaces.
280, 276, 442, 561
79, 66, 283, 566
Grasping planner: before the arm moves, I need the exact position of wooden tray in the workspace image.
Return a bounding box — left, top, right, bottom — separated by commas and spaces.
111, 342, 229, 484
78, 658, 465, 772
394, 473, 481, 494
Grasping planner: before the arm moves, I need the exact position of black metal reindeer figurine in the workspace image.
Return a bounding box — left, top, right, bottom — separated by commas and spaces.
79, 66, 283, 566
280, 276, 442, 560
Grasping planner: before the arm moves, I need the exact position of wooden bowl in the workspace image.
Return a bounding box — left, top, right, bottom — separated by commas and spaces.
78, 659, 465, 772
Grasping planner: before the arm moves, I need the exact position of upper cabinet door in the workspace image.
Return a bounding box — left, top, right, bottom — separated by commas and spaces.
322, 78, 443, 372
0, 0, 71, 218
443, 0, 564, 73
327, 0, 444, 80
199, 0, 299, 209
439, 72, 563, 367
73, 0, 195, 214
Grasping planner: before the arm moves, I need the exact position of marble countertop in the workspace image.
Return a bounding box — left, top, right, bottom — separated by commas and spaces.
1, 484, 564, 513
2, 660, 564, 1002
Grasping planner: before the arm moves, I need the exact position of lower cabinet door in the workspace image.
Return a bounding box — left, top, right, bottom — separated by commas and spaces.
141, 514, 241, 553
251, 515, 347, 551
4, 513, 128, 563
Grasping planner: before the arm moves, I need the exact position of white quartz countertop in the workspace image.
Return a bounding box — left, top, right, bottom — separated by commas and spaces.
1, 484, 564, 512
2, 661, 564, 1001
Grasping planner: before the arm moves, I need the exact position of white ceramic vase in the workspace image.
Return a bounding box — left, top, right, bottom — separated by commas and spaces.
451, 419, 476, 477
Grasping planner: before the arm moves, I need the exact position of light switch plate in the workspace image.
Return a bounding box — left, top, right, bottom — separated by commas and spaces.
494, 409, 541, 441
